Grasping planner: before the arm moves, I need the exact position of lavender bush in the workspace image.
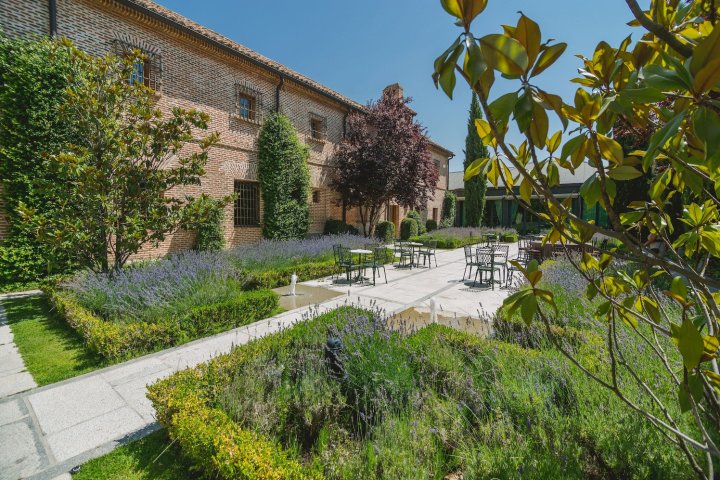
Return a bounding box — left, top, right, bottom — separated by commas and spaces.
64, 250, 244, 323
227, 234, 368, 269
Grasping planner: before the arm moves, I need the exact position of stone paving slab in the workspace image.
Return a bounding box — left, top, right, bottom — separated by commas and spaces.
0, 418, 47, 480
0, 294, 38, 398
0, 246, 516, 479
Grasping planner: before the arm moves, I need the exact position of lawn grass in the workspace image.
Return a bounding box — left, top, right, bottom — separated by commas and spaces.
72, 429, 195, 480
4, 294, 104, 385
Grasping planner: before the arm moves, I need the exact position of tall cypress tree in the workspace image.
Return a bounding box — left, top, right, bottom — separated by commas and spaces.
463, 93, 488, 227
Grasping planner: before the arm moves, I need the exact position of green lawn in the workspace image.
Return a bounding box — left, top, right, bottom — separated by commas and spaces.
4, 294, 104, 385
72, 429, 195, 480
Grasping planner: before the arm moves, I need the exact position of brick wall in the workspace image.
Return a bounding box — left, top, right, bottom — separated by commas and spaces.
0, 0, 451, 257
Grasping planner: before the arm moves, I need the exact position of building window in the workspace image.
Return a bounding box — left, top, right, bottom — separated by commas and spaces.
312, 190, 320, 203
234, 181, 260, 227
432, 208, 439, 222
237, 93, 255, 121
234, 83, 263, 123
113, 39, 161, 91
129, 57, 151, 87
309, 113, 327, 141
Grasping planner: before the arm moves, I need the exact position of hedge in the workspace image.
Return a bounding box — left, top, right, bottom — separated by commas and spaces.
323, 219, 358, 235
47, 288, 279, 360
407, 210, 426, 234
148, 368, 315, 480
400, 218, 418, 240
242, 259, 338, 290
410, 234, 479, 249
375, 220, 395, 244
425, 219, 437, 232
500, 232, 519, 243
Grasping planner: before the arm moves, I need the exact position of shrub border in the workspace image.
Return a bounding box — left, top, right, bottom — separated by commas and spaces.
46, 287, 279, 360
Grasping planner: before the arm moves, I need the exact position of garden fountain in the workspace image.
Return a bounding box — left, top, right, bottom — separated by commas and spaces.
289, 272, 298, 296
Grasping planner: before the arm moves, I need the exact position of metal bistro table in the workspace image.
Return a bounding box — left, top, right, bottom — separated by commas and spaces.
406, 242, 424, 269
349, 248, 373, 283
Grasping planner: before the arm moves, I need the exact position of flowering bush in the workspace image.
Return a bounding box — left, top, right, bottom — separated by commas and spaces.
64, 250, 244, 324
149, 305, 692, 479
228, 234, 367, 270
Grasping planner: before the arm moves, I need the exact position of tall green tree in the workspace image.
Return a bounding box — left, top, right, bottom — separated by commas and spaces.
257, 112, 311, 240
463, 93, 487, 227
21, 40, 218, 272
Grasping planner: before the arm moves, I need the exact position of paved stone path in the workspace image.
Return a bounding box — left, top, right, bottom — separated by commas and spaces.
0, 292, 39, 399
0, 246, 516, 479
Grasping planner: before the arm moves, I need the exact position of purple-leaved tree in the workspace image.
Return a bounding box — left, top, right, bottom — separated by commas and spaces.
331, 87, 438, 237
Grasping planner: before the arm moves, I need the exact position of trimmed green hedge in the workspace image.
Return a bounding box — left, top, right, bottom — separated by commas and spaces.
149, 368, 314, 480
323, 219, 358, 235
407, 210, 426, 234
47, 288, 279, 360
425, 219, 437, 232
400, 218, 418, 240
500, 232, 519, 243
242, 259, 339, 290
375, 221, 395, 243
410, 234, 480, 249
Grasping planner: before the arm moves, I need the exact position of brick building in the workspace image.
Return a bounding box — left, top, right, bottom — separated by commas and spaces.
0, 0, 452, 257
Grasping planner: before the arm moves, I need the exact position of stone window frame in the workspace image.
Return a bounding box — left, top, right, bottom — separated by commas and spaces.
233, 82, 264, 124
111, 37, 162, 93
308, 112, 328, 142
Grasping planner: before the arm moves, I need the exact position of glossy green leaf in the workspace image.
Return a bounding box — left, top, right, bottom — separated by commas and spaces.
530, 43, 567, 77
479, 34, 529, 77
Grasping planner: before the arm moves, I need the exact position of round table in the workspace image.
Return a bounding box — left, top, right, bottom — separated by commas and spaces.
406, 242, 423, 268
349, 249, 373, 282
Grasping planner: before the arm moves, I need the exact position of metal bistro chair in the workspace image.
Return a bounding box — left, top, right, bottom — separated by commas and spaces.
473, 247, 502, 290
364, 246, 390, 285
463, 244, 478, 280
506, 249, 531, 288
492, 244, 510, 284
416, 240, 438, 268
394, 240, 413, 268
339, 246, 361, 282
332, 244, 347, 280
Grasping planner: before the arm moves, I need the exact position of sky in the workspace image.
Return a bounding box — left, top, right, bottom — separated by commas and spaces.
155, 0, 639, 172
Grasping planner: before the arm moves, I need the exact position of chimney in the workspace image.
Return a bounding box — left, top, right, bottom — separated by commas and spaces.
383, 83, 404, 100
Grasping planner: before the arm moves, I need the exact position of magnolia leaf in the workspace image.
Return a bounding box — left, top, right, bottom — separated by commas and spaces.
692, 57, 720, 93
475, 118, 493, 143
530, 43, 567, 77
673, 316, 704, 371
579, 174, 601, 207
643, 113, 684, 171
608, 165, 643, 181
464, 157, 490, 181
489, 91, 518, 130
519, 177, 532, 203
520, 294, 538, 324
596, 134, 624, 165
515, 14, 542, 67
690, 23, 720, 76
547, 130, 562, 153
529, 101, 549, 148
479, 34, 529, 77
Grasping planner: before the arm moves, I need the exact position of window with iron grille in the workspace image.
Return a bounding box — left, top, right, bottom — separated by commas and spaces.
112, 40, 161, 91
234, 181, 260, 227
312, 190, 320, 203
234, 82, 264, 123
309, 113, 327, 141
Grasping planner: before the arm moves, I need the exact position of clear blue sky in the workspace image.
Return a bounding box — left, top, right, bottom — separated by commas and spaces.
156, 0, 638, 172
